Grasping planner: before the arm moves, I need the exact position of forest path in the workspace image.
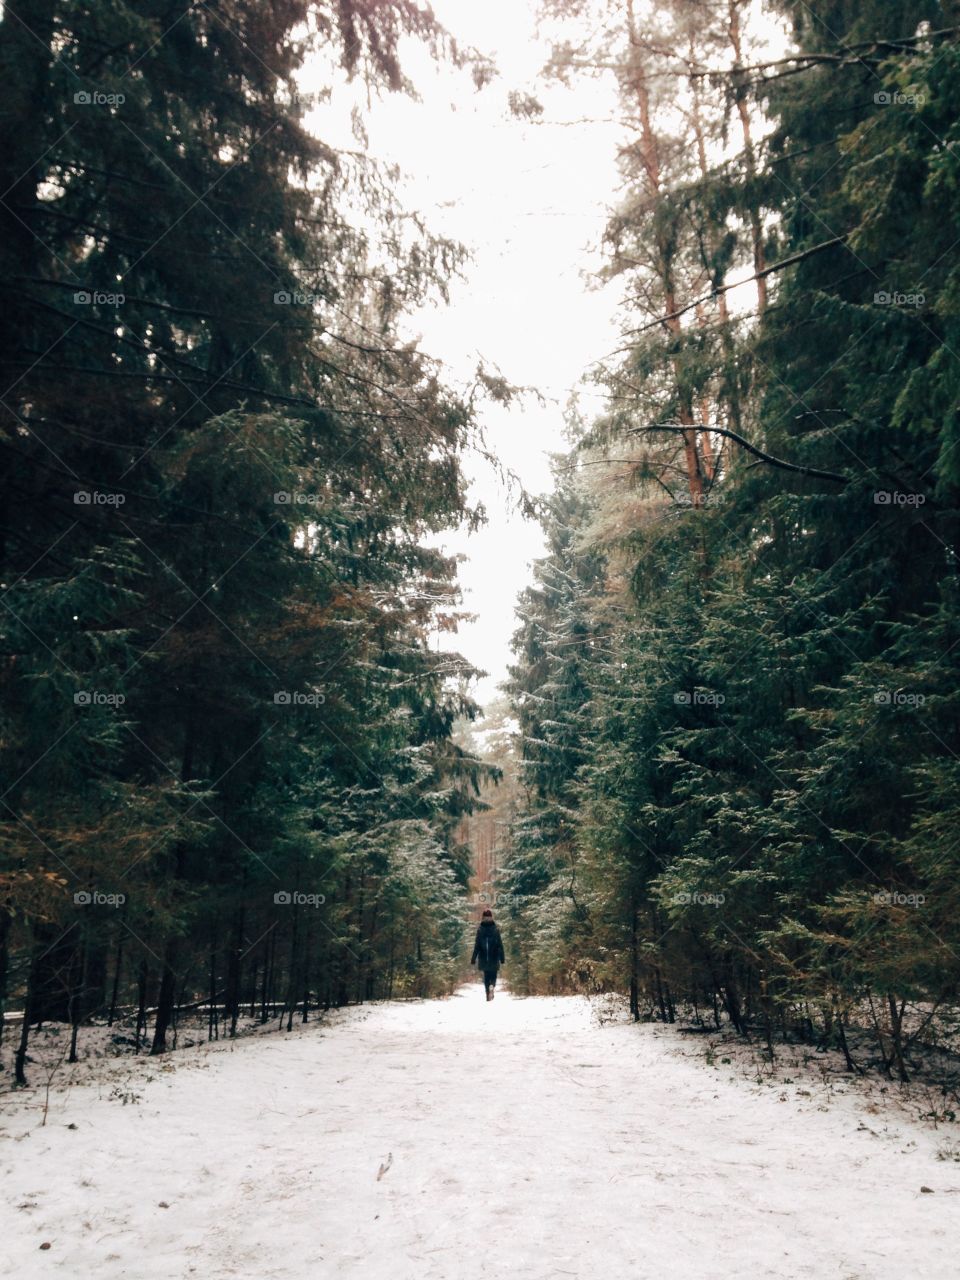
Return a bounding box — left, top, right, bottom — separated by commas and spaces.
4, 986, 960, 1279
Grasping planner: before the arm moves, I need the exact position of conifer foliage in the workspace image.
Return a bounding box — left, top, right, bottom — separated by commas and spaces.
0, 1, 490, 1081
504, 0, 960, 1077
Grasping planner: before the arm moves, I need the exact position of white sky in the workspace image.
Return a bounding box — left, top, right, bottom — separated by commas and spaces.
355, 0, 624, 710
304, 1, 788, 713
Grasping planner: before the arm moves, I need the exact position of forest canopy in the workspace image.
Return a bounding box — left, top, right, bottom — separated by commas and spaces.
500, 0, 960, 1083
0, 0, 497, 1082
3, 0, 960, 1095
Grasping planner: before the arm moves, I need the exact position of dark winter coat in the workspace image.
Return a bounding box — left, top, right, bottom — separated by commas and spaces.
471, 919, 505, 973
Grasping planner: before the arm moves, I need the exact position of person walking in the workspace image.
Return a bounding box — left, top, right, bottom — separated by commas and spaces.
471, 907, 505, 1001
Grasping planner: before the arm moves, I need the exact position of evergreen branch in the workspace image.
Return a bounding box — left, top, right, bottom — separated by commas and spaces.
556, 28, 960, 87
0, 361, 411, 420
687, 27, 960, 79
617, 237, 847, 341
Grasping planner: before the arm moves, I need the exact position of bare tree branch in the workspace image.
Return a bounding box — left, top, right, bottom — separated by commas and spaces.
628, 424, 848, 485
617, 237, 847, 342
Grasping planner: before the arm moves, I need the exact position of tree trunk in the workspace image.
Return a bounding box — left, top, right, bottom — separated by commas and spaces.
664, 980, 676, 1024
260, 926, 276, 1023
14, 945, 38, 1086
629, 900, 640, 1021
834, 1005, 861, 1074
107, 934, 123, 1027
887, 992, 910, 1083
283, 902, 300, 1032
67, 936, 87, 1064
207, 939, 218, 1042
150, 713, 195, 1055
0, 912, 10, 1052
135, 959, 149, 1053
653, 967, 668, 1022
226, 901, 245, 1037
728, 0, 767, 315
301, 919, 312, 1023
626, 0, 705, 507
150, 936, 179, 1055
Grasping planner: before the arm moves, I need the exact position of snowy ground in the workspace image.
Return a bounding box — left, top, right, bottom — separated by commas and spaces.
3, 985, 960, 1279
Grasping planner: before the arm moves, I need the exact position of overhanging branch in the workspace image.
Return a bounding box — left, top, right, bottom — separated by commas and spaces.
618, 236, 847, 342
629, 424, 848, 485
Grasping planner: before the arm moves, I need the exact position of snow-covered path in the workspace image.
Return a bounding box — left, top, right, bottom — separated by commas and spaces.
4, 987, 960, 1279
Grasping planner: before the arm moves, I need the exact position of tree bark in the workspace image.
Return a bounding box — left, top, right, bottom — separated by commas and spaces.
626, 0, 705, 505
150, 936, 180, 1055
728, 0, 767, 314
14, 945, 38, 1086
